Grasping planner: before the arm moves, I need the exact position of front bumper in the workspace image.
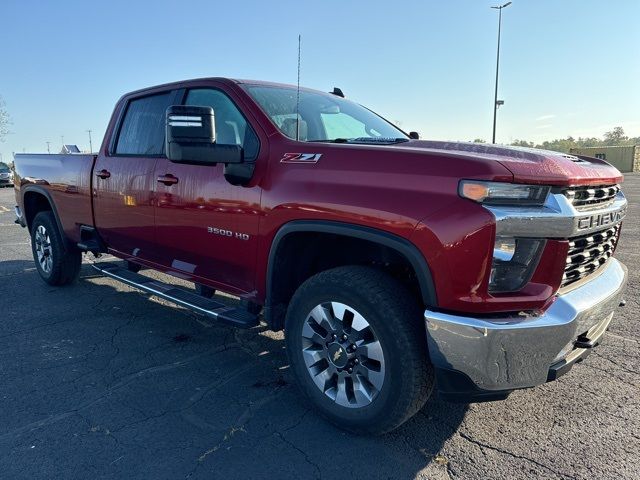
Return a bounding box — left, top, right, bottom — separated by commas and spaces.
425, 258, 627, 401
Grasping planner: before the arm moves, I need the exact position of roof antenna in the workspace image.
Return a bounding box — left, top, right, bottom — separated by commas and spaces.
296, 34, 301, 142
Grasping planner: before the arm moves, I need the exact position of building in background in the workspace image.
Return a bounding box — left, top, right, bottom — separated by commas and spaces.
60, 144, 81, 154
570, 145, 640, 173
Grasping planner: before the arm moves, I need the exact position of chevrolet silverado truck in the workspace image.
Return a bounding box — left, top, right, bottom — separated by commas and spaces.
13, 78, 628, 434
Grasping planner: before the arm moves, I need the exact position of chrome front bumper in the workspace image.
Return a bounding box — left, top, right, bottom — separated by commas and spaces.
425, 258, 627, 393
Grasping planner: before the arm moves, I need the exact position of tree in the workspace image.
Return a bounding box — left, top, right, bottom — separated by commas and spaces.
603, 127, 628, 146
472, 138, 486, 143
511, 140, 535, 148
0, 96, 10, 142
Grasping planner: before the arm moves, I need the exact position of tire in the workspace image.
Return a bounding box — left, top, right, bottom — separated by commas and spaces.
285, 266, 434, 435
31, 211, 82, 286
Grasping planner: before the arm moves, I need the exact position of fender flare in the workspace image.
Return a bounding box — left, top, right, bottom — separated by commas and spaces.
21, 185, 73, 250
264, 220, 438, 327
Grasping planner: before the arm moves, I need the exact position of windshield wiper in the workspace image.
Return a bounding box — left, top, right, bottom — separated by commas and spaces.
346, 137, 409, 144
307, 137, 409, 144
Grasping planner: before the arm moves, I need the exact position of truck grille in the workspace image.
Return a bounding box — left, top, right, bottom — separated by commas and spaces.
562, 225, 621, 287
562, 184, 620, 211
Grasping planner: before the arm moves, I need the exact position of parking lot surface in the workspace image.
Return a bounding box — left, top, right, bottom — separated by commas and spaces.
0, 177, 638, 480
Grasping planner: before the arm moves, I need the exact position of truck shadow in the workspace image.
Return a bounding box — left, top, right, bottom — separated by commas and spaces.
0, 259, 467, 479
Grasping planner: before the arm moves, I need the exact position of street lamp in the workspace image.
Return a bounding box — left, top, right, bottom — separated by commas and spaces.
491, 1, 512, 144
86, 129, 93, 153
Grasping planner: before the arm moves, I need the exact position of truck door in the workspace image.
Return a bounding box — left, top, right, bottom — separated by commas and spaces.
153, 87, 262, 295
93, 90, 180, 264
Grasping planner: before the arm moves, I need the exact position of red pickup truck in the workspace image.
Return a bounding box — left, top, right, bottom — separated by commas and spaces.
13, 78, 628, 434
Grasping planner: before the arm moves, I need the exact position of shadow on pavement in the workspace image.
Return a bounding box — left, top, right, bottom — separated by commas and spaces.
0, 259, 467, 479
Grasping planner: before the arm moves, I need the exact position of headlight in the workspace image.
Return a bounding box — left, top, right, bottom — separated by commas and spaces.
489, 238, 545, 293
459, 180, 550, 206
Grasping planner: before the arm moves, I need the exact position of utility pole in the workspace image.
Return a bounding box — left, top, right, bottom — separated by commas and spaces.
86, 129, 93, 153
46, 141, 51, 154
491, 2, 512, 144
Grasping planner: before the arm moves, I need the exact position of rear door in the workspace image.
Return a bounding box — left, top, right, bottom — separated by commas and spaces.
93, 90, 179, 264
152, 87, 262, 294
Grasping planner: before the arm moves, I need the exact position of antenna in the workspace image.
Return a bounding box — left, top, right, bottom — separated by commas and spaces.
296, 34, 301, 142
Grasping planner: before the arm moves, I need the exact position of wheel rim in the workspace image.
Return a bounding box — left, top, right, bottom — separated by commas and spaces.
301, 302, 386, 408
34, 225, 53, 274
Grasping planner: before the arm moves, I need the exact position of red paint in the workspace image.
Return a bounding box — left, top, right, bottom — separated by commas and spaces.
13, 78, 625, 314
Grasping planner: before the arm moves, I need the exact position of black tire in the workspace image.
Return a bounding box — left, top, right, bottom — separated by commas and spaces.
31, 211, 82, 286
285, 266, 434, 435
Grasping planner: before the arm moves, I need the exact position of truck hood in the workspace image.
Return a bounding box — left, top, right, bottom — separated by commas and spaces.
395, 140, 623, 186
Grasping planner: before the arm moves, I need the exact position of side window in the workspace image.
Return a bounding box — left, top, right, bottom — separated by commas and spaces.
115, 92, 174, 155
595, 153, 606, 160
185, 89, 259, 161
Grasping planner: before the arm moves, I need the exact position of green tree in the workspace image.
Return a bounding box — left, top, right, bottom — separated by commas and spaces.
511, 140, 535, 148
472, 138, 486, 143
603, 127, 628, 146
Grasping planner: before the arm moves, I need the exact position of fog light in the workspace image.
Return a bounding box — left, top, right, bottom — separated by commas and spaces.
489, 238, 545, 293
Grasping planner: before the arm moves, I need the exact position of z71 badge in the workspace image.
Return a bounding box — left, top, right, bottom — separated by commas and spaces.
280, 153, 322, 164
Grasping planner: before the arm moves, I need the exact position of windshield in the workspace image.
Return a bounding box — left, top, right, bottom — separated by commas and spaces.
245, 85, 408, 144
0, 168, 9, 173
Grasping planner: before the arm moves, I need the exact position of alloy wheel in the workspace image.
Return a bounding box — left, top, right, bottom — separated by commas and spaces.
301, 302, 386, 408
34, 225, 53, 274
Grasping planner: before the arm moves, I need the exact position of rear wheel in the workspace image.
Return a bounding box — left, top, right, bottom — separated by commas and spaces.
31, 211, 82, 286
285, 266, 434, 435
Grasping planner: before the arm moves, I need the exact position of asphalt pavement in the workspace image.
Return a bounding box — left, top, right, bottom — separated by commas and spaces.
0, 177, 638, 480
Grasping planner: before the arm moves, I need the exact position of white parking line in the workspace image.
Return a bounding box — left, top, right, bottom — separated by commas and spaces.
0, 206, 10, 213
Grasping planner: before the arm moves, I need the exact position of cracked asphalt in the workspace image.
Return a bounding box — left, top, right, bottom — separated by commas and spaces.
0, 176, 638, 480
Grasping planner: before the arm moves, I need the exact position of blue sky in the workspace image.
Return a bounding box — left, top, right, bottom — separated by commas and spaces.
1, 0, 638, 160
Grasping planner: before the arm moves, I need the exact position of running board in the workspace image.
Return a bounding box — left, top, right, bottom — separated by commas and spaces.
92, 262, 259, 328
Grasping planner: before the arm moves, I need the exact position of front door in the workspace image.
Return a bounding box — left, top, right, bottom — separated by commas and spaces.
153, 87, 262, 295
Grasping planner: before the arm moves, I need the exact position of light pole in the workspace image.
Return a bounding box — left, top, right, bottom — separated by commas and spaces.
491, 1, 511, 144
86, 129, 93, 153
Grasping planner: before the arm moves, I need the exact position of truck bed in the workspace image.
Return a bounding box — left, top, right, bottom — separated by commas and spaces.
13, 153, 96, 243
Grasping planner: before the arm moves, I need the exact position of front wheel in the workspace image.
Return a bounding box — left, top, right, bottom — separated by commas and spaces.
31, 211, 82, 286
285, 266, 434, 435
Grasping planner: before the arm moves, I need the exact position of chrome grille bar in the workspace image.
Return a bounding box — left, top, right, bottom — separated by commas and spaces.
563, 184, 620, 211
562, 225, 621, 287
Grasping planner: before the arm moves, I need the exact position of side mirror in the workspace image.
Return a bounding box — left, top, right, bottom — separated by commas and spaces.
409, 131, 420, 140
165, 105, 243, 165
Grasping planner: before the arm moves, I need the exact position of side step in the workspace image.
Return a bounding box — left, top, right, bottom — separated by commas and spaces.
92, 262, 259, 329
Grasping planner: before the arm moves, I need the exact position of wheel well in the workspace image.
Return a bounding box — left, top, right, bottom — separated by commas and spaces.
266, 231, 428, 330
23, 191, 53, 231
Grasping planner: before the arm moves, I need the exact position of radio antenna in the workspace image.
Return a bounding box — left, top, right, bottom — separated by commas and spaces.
296, 34, 301, 141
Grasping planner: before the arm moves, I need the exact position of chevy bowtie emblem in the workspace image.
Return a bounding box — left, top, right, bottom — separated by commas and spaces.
333, 349, 342, 362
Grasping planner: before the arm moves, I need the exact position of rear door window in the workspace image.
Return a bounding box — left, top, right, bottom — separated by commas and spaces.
115, 92, 174, 155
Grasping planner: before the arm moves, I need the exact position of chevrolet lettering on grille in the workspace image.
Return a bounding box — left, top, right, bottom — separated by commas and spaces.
577, 206, 626, 231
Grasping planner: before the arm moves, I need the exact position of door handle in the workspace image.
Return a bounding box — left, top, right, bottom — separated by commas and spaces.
96, 169, 111, 179
157, 174, 179, 186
